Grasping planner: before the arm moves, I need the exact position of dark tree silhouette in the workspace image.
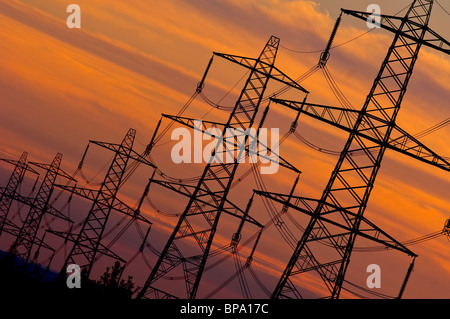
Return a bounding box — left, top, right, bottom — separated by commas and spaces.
93, 261, 139, 299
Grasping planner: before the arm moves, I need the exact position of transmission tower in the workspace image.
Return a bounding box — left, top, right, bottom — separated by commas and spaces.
0, 152, 39, 237
9, 153, 76, 263
258, 0, 450, 299
137, 36, 308, 299
443, 219, 450, 236
55, 128, 155, 279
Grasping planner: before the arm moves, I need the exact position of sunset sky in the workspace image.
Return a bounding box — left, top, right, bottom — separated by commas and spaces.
0, 0, 449, 299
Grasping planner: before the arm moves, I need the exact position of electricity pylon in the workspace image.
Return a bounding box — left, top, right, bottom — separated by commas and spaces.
9, 153, 76, 263
56, 128, 155, 278
137, 36, 308, 299
0, 152, 38, 237
259, 0, 449, 299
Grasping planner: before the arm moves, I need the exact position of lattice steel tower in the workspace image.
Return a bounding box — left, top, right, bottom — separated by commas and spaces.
137, 36, 308, 299
58, 128, 154, 278
261, 0, 450, 299
9, 153, 75, 263
0, 152, 33, 236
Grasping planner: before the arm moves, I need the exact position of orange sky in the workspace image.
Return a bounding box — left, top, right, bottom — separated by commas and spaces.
0, 0, 449, 299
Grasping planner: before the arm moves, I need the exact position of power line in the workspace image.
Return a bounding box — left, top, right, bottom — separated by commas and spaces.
436, 0, 450, 15
281, 29, 374, 54
281, 1, 412, 54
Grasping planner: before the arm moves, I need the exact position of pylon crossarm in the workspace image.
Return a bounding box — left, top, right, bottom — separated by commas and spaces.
54, 184, 152, 224
150, 179, 262, 228
90, 140, 155, 168
47, 229, 125, 264
213, 53, 309, 93
388, 125, 450, 171
1, 186, 72, 223
271, 98, 360, 130
272, 98, 389, 140
255, 190, 416, 257
111, 197, 152, 224
271, 98, 450, 172
28, 161, 76, 182
0, 158, 40, 175
0, 158, 19, 166
55, 184, 97, 201
42, 203, 73, 223
162, 113, 301, 173
162, 114, 224, 132
341, 9, 450, 55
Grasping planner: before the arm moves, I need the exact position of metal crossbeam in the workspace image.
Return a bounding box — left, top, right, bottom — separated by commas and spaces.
255, 191, 416, 256
54, 184, 152, 224
342, 9, 450, 55
47, 229, 125, 263
271, 99, 450, 172
162, 113, 300, 173
214, 53, 309, 94
0, 187, 73, 223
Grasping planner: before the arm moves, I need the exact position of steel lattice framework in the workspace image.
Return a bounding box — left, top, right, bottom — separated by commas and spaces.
9, 153, 75, 263
258, 0, 450, 299
137, 36, 308, 299
0, 152, 36, 236
57, 128, 154, 278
